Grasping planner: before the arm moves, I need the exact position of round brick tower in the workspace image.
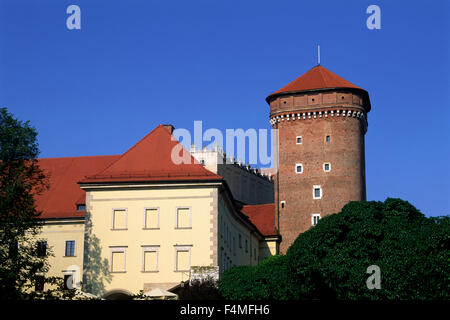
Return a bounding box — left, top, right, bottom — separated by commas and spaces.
266, 65, 371, 253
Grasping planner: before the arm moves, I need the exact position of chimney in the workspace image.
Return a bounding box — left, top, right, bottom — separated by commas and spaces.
162, 124, 174, 134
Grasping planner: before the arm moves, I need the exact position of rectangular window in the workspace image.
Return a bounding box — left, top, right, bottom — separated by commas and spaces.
326, 135, 331, 142
175, 247, 191, 272
176, 207, 191, 228
296, 163, 303, 174
144, 208, 159, 229
239, 234, 242, 248
65, 240, 75, 257
110, 247, 126, 273
245, 239, 248, 253
254, 248, 256, 260
37, 241, 47, 257
233, 237, 236, 256
35, 275, 45, 292
112, 209, 127, 230
296, 136, 302, 144
313, 186, 322, 199
312, 214, 321, 226
142, 246, 158, 272
324, 163, 331, 172
76, 204, 86, 211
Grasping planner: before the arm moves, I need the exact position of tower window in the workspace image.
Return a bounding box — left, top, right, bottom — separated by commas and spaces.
312, 214, 321, 226
295, 164, 303, 174
200, 160, 205, 166
313, 186, 322, 199
323, 163, 331, 172
326, 135, 331, 142
296, 136, 302, 144
280, 201, 285, 208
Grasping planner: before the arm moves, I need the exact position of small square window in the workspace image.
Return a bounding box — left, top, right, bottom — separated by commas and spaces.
112, 209, 127, 230
76, 204, 86, 211
37, 241, 47, 257
144, 208, 159, 229
313, 186, 322, 199
65, 240, 75, 257
312, 214, 321, 226
176, 207, 191, 229
110, 248, 126, 273
296, 136, 302, 144
296, 164, 303, 174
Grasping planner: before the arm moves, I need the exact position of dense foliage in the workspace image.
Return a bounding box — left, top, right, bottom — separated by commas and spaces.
219, 199, 449, 300
219, 255, 295, 300
0, 108, 69, 299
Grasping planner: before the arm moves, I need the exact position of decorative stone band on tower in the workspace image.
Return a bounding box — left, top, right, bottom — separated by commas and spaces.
266, 65, 372, 253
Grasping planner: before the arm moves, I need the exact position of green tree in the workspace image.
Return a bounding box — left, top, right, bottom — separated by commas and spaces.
0, 107, 68, 299
287, 198, 449, 300
219, 198, 449, 300
219, 255, 296, 300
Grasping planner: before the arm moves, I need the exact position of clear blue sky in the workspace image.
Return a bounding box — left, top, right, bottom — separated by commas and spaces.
0, 0, 448, 216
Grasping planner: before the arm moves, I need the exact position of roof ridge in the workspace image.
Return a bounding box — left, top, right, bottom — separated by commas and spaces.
316, 65, 329, 87
92, 124, 164, 177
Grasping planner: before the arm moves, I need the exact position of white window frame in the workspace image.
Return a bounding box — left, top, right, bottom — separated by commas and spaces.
312, 213, 321, 226
174, 245, 192, 272
296, 136, 302, 145
111, 208, 128, 230
109, 246, 127, 273
323, 162, 331, 172
295, 163, 303, 174
141, 245, 159, 272
143, 207, 160, 229
313, 185, 322, 199
175, 206, 192, 229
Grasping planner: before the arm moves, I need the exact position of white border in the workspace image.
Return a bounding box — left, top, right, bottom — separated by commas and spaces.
295, 163, 303, 174
296, 136, 302, 145
323, 162, 331, 172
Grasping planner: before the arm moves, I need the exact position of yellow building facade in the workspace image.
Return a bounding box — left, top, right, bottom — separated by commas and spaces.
36, 124, 279, 298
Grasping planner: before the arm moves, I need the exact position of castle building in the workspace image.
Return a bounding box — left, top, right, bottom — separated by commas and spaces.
266, 65, 371, 253
35, 125, 278, 298
31, 64, 370, 297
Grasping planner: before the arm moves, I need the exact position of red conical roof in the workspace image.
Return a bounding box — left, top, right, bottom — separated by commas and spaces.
266, 65, 367, 102
80, 125, 221, 183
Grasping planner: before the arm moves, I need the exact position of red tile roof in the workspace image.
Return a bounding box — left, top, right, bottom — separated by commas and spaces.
241, 203, 278, 237
266, 65, 367, 102
36, 155, 120, 219
80, 125, 221, 183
